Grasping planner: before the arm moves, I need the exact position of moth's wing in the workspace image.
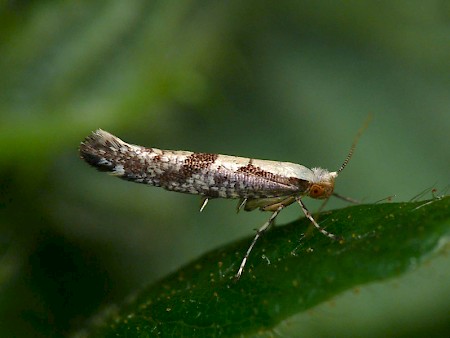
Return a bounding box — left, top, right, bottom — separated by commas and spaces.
211, 155, 313, 199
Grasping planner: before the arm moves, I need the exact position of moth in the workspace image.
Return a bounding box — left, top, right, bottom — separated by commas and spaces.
79, 118, 369, 279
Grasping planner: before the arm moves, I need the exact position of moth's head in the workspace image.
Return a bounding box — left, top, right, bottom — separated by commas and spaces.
306, 114, 371, 200
307, 168, 337, 199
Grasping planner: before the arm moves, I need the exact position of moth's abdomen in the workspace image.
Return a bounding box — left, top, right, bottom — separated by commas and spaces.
79, 130, 308, 199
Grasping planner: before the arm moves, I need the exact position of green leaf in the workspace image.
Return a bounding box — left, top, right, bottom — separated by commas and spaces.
81, 197, 450, 337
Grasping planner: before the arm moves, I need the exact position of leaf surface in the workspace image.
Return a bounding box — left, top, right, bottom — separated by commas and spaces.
83, 197, 450, 337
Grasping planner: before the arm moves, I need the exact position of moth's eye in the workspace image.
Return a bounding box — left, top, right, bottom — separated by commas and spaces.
309, 184, 324, 198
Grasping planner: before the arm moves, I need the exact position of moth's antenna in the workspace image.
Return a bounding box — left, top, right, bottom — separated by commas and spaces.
337, 114, 372, 173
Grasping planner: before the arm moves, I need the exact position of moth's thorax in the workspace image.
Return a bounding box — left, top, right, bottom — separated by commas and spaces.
307, 168, 337, 199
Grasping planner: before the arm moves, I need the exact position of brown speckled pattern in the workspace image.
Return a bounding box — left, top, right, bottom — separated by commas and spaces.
79, 130, 311, 199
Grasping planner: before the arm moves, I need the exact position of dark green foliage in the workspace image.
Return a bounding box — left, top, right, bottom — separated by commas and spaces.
83, 197, 449, 337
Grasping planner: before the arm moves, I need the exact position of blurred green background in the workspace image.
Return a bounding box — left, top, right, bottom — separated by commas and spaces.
0, 1, 449, 337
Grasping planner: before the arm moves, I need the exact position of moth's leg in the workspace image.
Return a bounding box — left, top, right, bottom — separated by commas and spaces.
243, 196, 288, 212
374, 195, 396, 204
236, 198, 248, 213
235, 205, 284, 279
260, 196, 296, 212
199, 197, 209, 212
316, 193, 358, 221
332, 192, 360, 204
317, 198, 330, 215
313, 197, 331, 223
296, 197, 337, 240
